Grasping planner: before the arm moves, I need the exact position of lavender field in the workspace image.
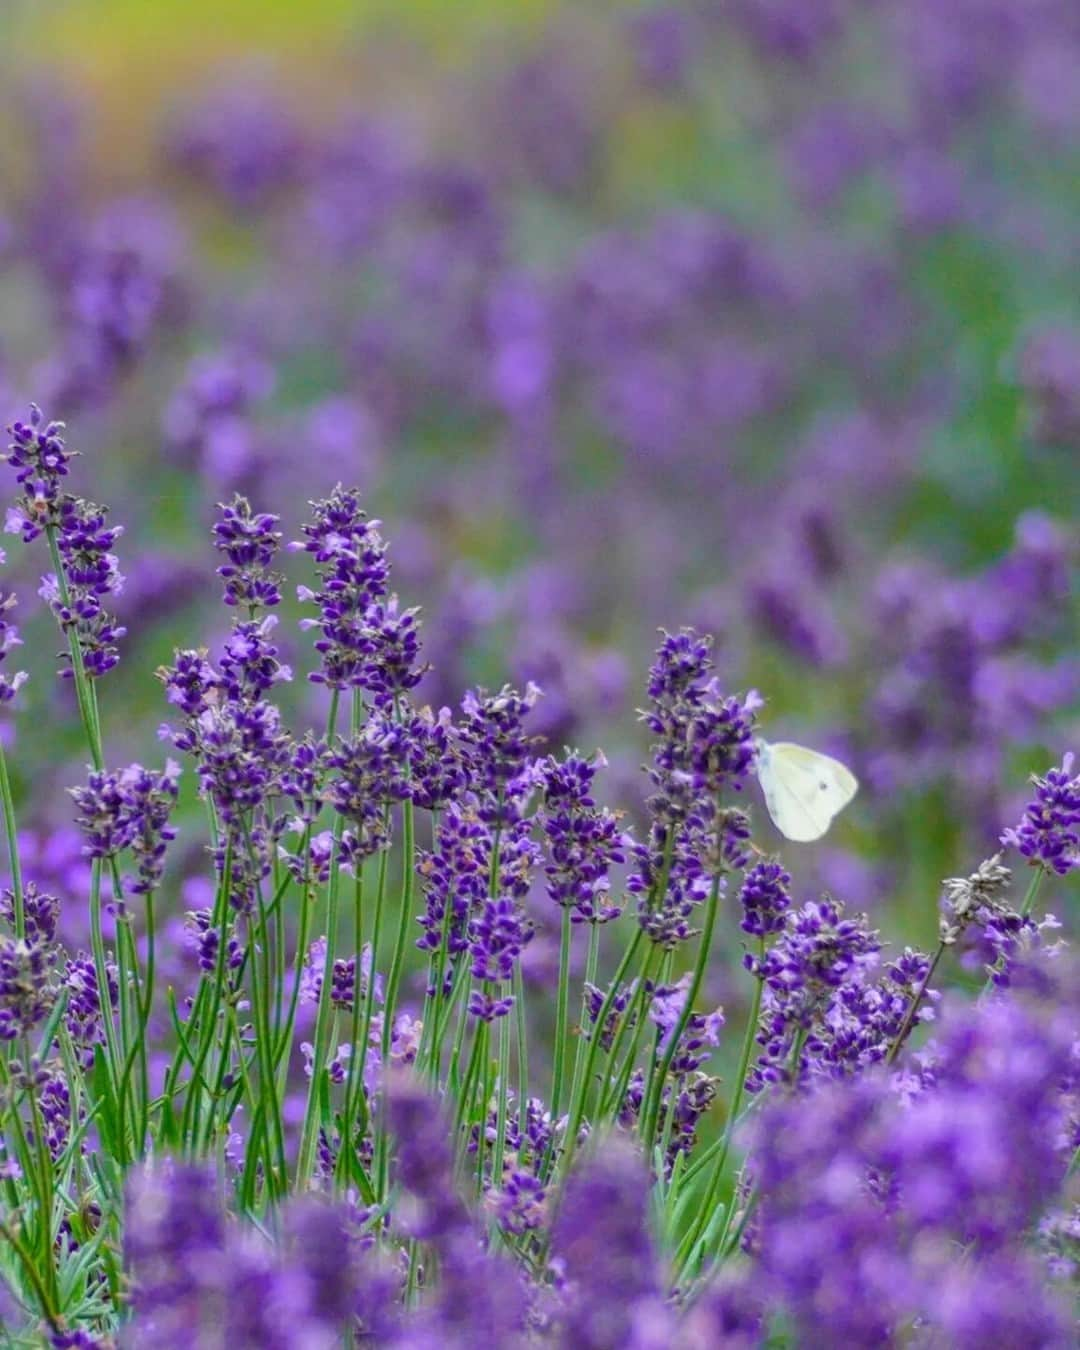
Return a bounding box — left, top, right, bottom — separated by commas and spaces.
0, 2, 1077, 1345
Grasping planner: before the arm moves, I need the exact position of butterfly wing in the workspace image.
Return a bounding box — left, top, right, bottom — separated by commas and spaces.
757, 741, 858, 842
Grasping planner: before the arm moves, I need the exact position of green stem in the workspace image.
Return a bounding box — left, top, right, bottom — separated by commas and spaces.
375, 799, 415, 1195
0, 1219, 60, 1331
380, 802, 415, 1051
419, 890, 457, 1078
416, 805, 441, 1061
602, 945, 664, 1118
549, 907, 574, 1121
630, 946, 672, 1127
181, 843, 234, 1149
336, 858, 367, 1189
87, 861, 123, 1137
445, 963, 473, 1092
475, 1020, 494, 1200
273, 688, 340, 1085
491, 984, 512, 1193
23, 1036, 58, 1307
296, 814, 347, 1190
513, 962, 529, 1116
136, 890, 155, 1148
559, 925, 645, 1180
675, 943, 763, 1274
355, 830, 390, 1097
566, 922, 601, 1121
0, 740, 24, 938
247, 851, 287, 1195
640, 869, 724, 1151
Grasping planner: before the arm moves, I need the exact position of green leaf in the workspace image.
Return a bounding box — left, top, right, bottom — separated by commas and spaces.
89, 1045, 121, 1162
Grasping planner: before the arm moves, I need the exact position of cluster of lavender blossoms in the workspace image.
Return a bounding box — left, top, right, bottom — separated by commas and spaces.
0, 402, 1075, 1350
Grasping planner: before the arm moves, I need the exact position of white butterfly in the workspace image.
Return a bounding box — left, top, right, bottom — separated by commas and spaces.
755, 739, 858, 842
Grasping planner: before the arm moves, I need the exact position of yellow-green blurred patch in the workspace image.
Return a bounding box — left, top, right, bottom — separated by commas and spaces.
11, 0, 563, 176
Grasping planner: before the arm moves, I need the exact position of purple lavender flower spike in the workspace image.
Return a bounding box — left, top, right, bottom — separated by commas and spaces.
158, 648, 216, 721
1, 881, 58, 945
0, 588, 27, 704
3, 405, 77, 534
629, 628, 759, 946
405, 705, 469, 812
1001, 754, 1080, 875
459, 680, 543, 820
356, 594, 428, 707
738, 858, 792, 937
0, 934, 55, 1039
552, 1135, 677, 1348
468, 894, 534, 1018
539, 751, 627, 924
212, 494, 283, 611
69, 761, 180, 897
292, 485, 390, 689
63, 951, 118, 1068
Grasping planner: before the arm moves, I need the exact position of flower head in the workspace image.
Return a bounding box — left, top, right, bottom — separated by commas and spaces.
739, 858, 792, 937
212, 494, 282, 610
0, 935, 55, 1039
3, 405, 76, 535
293, 485, 390, 689
1002, 754, 1080, 875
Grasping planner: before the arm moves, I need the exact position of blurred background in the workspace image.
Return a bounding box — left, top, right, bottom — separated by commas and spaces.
0, 0, 1077, 967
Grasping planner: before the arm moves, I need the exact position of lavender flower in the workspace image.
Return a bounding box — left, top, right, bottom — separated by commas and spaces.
165, 80, 303, 208
69, 761, 180, 895
583, 978, 637, 1052
631, 629, 759, 945
662, 1073, 719, 1174
299, 937, 383, 1013
1001, 754, 1080, 875
738, 858, 792, 937
384, 1071, 470, 1244
405, 704, 469, 811
0, 934, 55, 1039
385, 1070, 528, 1343
325, 715, 411, 858
468, 895, 534, 1018
158, 647, 216, 720
539, 751, 627, 923
212, 494, 283, 610
1017, 323, 1080, 447
1, 882, 59, 945
459, 681, 542, 816
751, 969, 1078, 1345
642, 628, 724, 824
355, 595, 428, 707
746, 897, 885, 1092
192, 700, 289, 826
552, 1136, 677, 1348
3, 404, 76, 536
126, 1161, 364, 1347
218, 616, 292, 703
415, 799, 490, 986
33, 493, 127, 679
292, 485, 390, 689
163, 346, 274, 467
493, 1170, 546, 1236
38, 1060, 76, 1157
0, 587, 27, 703
184, 908, 243, 975
63, 952, 118, 1068
649, 973, 723, 1073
